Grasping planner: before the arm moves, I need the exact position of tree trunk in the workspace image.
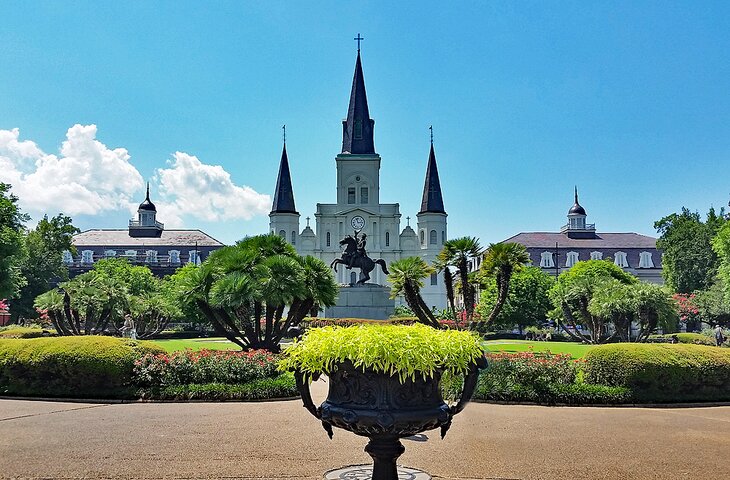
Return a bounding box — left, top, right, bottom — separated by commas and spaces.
443, 268, 458, 324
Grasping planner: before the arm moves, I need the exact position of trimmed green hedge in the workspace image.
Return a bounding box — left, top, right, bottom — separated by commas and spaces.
583, 343, 730, 402
0, 327, 48, 339
139, 374, 298, 401
0, 337, 164, 398
648, 333, 715, 346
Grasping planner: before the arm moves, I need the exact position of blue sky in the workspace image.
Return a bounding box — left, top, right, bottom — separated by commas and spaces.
1, 2, 729, 245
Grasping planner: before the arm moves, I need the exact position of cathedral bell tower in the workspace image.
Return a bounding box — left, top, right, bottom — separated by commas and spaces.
416, 134, 447, 252
269, 139, 301, 249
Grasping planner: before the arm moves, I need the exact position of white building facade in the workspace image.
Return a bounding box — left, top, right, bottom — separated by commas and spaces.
269, 50, 448, 310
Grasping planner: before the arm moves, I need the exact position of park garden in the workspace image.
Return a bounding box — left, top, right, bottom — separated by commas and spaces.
1, 182, 730, 406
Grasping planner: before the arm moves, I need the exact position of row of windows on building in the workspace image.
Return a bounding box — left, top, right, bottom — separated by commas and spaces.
347, 186, 369, 204
63, 249, 202, 265
277, 227, 447, 249
538, 251, 655, 269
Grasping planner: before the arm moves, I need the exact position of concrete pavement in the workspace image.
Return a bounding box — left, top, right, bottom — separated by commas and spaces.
1, 379, 729, 479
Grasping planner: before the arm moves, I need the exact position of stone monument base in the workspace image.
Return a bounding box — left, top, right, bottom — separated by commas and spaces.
324, 283, 395, 320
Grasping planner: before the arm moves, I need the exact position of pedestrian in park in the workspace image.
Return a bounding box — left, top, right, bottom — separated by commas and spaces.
714, 324, 725, 347
121, 315, 137, 340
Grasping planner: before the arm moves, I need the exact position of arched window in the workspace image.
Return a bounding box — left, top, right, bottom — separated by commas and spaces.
429, 230, 437, 245
279, 230, 286, 239
350, 272, 357, 284
614, 252, 629, 268
420, 230, 425, 246
385, 231, 390, 247
565, 251, 579, 268
639, 251, 654, 268
590, 251, 603, 260
81, 250, 94, 264
360, 186, 368, 204
168, 250, 181, 264
347, 187, 356, 204
291, 231, 296, 245
326, 232, 331, 247
540, 252, 554, 268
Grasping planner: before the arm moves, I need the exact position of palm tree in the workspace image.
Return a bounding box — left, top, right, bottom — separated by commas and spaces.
438, 237, 483, 324
480, 242, 530, 327
388, 257, 440, 328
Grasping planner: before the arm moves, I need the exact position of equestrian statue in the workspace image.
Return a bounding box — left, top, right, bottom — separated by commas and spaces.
330, 230, 389, 285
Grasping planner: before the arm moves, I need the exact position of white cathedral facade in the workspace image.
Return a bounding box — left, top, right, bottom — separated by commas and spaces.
268, 49, 448, 311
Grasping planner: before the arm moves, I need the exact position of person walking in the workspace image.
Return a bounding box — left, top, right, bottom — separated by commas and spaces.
714, 324, 725, 347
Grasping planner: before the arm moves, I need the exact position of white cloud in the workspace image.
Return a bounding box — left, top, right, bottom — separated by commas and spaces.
154, 152, 271, 226
0, 125, 143, 216
0, 125, 271, 227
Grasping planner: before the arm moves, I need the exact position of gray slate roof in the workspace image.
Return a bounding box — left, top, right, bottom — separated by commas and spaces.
419, 143, 446, 214
503, 232, 658, 249
73, 229, 224, 247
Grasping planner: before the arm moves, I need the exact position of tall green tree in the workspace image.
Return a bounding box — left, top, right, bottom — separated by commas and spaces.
388, 256, 440, 328
479, 242, 531, 327
476, 266, 554, 333
712, 221, 730, 304
12, 214, 79, 322
437, 237, 483, 324
655, 207, 726, 293
0, 183, 29, 301
177, 234, 338, 351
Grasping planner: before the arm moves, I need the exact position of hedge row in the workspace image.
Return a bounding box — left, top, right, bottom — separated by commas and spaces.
0, 327, 48, 339
139, 375, 298, 401
647, 333, 715, 346
0, 337, 164, 398
583, 343, 730, 402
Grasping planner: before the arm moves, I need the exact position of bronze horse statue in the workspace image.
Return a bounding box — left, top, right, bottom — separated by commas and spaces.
330, 235, 389, 285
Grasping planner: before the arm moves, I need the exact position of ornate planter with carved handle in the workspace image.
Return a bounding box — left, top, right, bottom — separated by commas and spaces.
294, 355, 487, 480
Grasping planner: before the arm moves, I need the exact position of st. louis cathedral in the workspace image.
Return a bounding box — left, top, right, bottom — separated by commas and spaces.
268, 48, 448, 310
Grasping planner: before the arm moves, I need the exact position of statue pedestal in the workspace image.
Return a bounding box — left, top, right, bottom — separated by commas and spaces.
324, 283, 395, 320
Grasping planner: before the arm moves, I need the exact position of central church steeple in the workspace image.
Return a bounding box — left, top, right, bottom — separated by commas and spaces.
341, 50, 376, 155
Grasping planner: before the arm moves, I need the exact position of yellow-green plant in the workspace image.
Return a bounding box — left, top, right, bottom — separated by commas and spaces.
280, 323, 484, 382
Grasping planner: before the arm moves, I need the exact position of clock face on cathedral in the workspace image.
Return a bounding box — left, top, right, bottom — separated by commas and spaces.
351, 215, 365, 231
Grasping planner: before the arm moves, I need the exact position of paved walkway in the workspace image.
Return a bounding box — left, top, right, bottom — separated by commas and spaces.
1, 380, 729, 479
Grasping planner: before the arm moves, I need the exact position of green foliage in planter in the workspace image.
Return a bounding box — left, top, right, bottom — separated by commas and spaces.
583, 343, 730, 402
139, 374, 298, 401
0, 336, 163, 398
280, 323, 484, 381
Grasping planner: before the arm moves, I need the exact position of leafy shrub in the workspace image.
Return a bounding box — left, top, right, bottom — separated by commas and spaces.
583, 343, 730, 402
648, 333, 715, 345
0, 327, 48, 339
280, 323, 484, 381
133, 349, 280, 388
0, 337, 163, 398
300, 317, 416, 329
140, 374, 298, 401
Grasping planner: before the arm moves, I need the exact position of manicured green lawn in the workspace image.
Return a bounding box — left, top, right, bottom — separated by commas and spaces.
483, 340, 594, 358
151, 337, 241, 352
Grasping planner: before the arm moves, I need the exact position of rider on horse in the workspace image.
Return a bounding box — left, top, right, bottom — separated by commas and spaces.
346, 232, 367, 269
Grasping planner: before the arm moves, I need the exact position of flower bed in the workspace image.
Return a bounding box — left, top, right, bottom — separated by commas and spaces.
134, 349, 297, 400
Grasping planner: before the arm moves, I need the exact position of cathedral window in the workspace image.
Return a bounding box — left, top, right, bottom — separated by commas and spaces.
429, 230, 437, 245
168, 250, 181, 264
430, 272, 438, 286
420, 230, 425, 246
540, 252, 554, 268
350, 272, 357, 284
639, 251, 654, 268
279, 230, 286, 239
354, 119, 363, 139
348, 187, 356, 204
145, 250, 158, 263
62, 250, 74, 265
590, 251, 603, 260
614, 251, 629, 268
360, 187, 368, 204
385, 231, 390, 247
565, 251, 579, 268
81, 250, 94, 264
291, 231, 296, 245
104, 250, 116, 258
326, 232, 331, 247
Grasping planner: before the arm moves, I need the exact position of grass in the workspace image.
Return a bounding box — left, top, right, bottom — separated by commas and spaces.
150, 337, 242, 352
483, 340, 594, 359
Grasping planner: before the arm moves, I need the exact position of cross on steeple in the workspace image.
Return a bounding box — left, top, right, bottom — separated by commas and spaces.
429, 125, 433, 144
406, 216, 410, 226
354, 33, 364, 51
282, 124, 286, 144
306, 216, 310, 227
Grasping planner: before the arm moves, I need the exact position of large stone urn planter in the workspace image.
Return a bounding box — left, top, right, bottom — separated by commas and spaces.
294, 356, 487, 480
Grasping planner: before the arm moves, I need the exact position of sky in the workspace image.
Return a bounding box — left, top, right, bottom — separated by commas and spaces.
1, 1, 729, 245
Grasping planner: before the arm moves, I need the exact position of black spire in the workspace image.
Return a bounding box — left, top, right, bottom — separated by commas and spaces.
341, 50, 375, 154
271, 143, 298, 214
138, 182, 156, 211
568, 186, 586, 215
419, 142, 446, 214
